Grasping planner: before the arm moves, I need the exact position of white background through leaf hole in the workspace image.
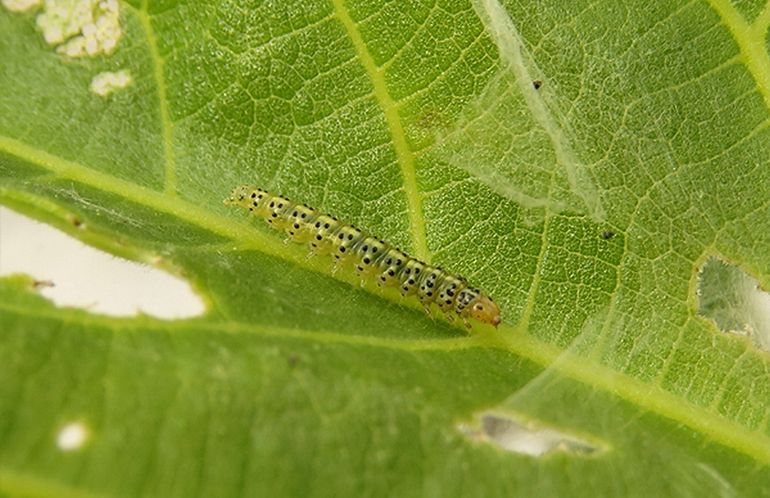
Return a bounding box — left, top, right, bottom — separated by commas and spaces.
0, 207, 204, 318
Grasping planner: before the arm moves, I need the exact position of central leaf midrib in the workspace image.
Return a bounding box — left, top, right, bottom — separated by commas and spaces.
2, 136, 769, 465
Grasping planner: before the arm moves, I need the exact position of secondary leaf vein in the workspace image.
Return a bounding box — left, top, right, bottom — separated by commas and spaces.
330, 0, 430, 261
133, 2, 177, 196
706, 0, 770, 111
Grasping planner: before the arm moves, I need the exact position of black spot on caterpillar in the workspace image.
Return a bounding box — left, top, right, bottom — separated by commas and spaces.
225, 185, 501, 328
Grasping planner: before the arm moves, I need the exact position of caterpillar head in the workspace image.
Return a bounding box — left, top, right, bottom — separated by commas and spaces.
225, 186, 273, 217
469, 294, 501, 327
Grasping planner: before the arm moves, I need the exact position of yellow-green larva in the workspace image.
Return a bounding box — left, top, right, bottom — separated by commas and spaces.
225, 185, 502, 328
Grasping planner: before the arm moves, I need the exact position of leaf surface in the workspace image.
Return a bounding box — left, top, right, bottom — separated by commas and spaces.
2, 0, 770, 496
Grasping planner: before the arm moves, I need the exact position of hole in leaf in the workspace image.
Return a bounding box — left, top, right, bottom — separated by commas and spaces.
697, 256, 770, 351
56, 421, 89, 451
1, 0, 40, 13
458, 412, 602, 457
0, 207, 205, 319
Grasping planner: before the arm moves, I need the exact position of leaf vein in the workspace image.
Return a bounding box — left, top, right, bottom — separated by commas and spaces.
331, 0, 429, 260
706, 0, 770, 112
132, 2, 177, 196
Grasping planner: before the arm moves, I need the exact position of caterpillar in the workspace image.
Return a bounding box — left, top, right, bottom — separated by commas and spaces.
225, 185, 501, 328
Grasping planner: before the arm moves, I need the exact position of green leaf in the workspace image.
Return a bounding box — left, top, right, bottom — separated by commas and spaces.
3, 0, 770, 496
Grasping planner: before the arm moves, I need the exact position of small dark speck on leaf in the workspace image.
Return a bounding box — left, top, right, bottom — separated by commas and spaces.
67, 214, 85, 228
533, 80, 543, 90
601, 230, 615, 240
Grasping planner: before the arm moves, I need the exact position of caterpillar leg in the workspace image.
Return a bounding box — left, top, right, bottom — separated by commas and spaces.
422, 304, 432, 316
443, 311, 455, 323
462, 317, 472, 329
330, 256, 342, 275
355, 270, 368, 286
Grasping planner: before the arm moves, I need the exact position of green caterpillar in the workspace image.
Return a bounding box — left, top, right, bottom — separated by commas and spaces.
225, 185, 501, 328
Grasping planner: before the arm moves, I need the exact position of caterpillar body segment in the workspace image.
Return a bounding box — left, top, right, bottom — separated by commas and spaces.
225, 185, 501, 328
